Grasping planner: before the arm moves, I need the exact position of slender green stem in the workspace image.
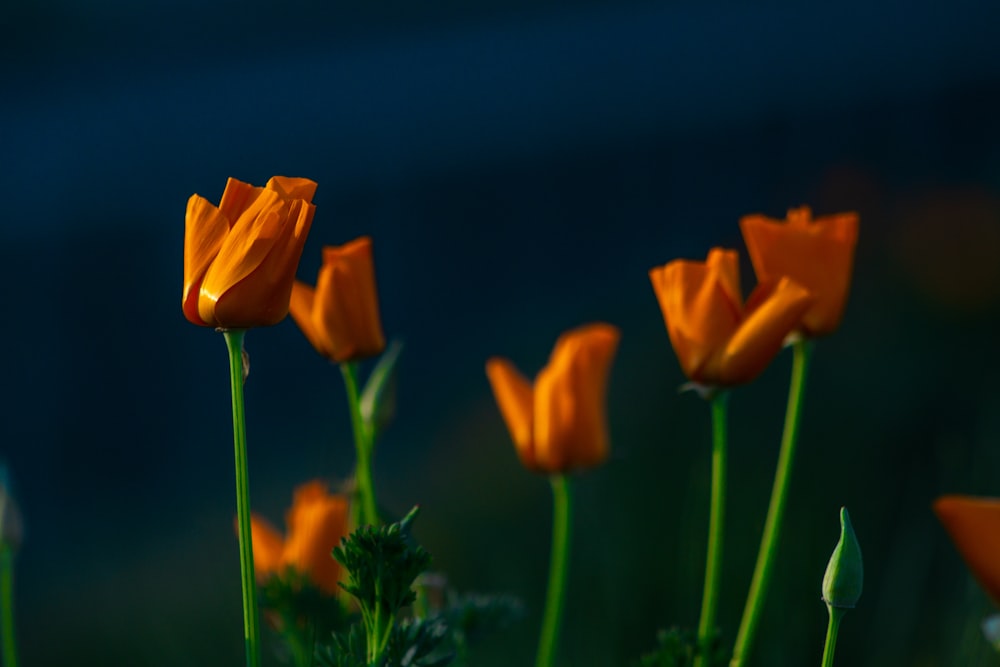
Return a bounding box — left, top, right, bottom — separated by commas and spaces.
368, 575, 395, 666
224, 330, 261, 667
341, 362, 379, 527
694, 392, 729, 667
820, 606, 845, 667
0, 547, 17, 667
536, 474, 573, 667
730, 341, 813, 667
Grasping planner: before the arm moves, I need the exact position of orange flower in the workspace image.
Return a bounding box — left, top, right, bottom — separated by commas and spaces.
250, 480, 349, 595
649, 248, 811, 387
486, 323, 620, 474
183, 176, 316, 329
289, 237, 386, 363
740, 206, 859, 337
934, 495, 1000, 603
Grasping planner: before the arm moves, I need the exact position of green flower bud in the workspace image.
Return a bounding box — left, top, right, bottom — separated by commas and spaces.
822, 507, 862, 609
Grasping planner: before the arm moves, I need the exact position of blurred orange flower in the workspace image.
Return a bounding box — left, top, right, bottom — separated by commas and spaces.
740, 206, 859, 337
649, 248, 811, 387
486, 323, 620, 474
289, 237, 386, 363
250, 480, 349, 595
934, 495, 1000, 603
183, 176, 316, 329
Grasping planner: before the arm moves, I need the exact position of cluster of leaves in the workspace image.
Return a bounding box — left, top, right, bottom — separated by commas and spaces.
437, 592, 523, 666
268, 508, 520, 667
318, 618, 453, 667
635, 627, 724, 667
329, 507, 434, 665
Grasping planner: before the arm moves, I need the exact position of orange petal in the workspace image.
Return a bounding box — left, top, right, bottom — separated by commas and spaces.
183, 194, 230, 326
313, 237, 386, 362
266, 176, 318, 203
289, 281, 331, 357
533, 323, 620, 472
740, 209, 858, 336
705, 248, 742, 311
649, 250, 742, 384
217, 178, 264, 229
249, 514, 284, 581
934, 495, 1000, 603
716, 277, 811, 385
485, 357, 537, 469
282, 482, 349, 595
204, 194, 315, 328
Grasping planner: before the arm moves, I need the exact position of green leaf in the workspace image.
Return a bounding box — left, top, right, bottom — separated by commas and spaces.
359, 340, 403, 441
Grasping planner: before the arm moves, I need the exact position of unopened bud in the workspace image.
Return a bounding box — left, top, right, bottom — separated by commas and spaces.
822, 507, 862, 609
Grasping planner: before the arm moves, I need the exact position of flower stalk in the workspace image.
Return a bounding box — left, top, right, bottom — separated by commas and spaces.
730, 339, 813, 667
341, 362, 379, 527
694, 392, 729, 667
224, 329, 262, 667
820, 606, 845, 667
536, 474, 573, 667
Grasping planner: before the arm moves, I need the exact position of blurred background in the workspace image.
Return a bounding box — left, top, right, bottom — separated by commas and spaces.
3, 0, 1000, 664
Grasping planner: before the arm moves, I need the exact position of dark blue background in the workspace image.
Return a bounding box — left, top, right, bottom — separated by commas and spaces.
3, 1, 1000, 664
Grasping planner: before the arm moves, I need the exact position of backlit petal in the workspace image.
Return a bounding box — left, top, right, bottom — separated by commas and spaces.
182, 194, 230, 326
204, 195, 315, 327
741, 209, 858, 336
289, 281, 332, 357
717, 277, 811, 384
485, 358, 536, 469
217, 178, 264, 228
533, 324, 619, 471
649, 251, 741, 383
314, 237, 386, 362
935, 495, 1000, 604
266, 176, 318, 203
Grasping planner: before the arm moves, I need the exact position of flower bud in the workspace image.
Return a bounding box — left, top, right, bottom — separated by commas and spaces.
822, 507, 862, 609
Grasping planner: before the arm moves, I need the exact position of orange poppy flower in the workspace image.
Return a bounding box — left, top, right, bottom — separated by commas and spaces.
289, 237, 386, 363
486, 323, 620, 474
649, 248, 811, 387
183, 176, 316, 329
250, 480, 349, 595
740, 206, 859, 337
934, 495, 1000, 603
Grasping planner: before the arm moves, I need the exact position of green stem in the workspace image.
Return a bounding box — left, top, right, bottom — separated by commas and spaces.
1, 547, 17, 667
224, 330, 261, 667
369, 575, 394, 666
694, 392, 729, 667
341, 362, 379, 527
536, 474, 573, 667
730, 341, 813, 667
820, 606, 845, 667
